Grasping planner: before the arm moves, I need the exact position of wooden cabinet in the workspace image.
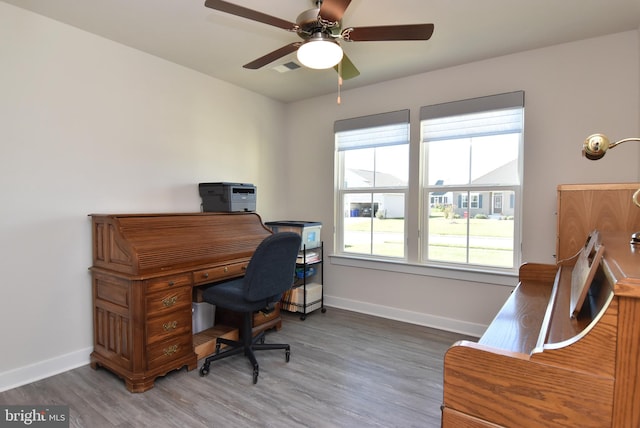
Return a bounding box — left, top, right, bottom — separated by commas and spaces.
91, 270, 199, 393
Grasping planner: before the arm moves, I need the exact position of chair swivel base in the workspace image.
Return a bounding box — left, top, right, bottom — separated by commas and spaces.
199, 331, 290, 384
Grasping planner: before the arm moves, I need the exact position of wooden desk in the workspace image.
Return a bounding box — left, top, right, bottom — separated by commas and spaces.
88, 212, 275, 392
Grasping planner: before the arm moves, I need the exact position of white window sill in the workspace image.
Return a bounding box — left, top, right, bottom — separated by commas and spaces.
328, 254, 518, 287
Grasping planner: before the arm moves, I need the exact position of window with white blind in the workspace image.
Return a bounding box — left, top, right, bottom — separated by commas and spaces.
332, 93, 524, 280
421, 91, 524, 272
335, 110, 409, 259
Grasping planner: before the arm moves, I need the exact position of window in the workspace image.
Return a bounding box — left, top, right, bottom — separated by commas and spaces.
335, 110, 409, 258
421, 91, 524, 271
332, 93, 524, 280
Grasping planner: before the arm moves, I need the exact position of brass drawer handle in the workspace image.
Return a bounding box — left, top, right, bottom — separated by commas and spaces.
162, 296, 178, 307
224, 266, 228, 273
163, 321, 178, 331
163, 344, 179, 356
168, 281, 175, 287
203, 273, 209, 279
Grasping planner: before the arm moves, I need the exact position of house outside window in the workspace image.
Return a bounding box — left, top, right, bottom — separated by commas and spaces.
335, 110, 409, 259
421, 91, 524, 271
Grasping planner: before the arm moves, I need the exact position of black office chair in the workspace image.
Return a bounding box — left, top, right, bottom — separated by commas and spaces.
199, 232, 301, 384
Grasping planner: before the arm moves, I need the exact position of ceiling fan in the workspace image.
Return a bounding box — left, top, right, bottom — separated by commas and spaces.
204, 0, 434, 80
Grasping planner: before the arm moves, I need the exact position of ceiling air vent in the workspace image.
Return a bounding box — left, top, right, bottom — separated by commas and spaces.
272, 61, 302, 73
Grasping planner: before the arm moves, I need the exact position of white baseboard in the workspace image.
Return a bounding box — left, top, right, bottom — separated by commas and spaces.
1, 299, 483, 393
323, 295, 486, 338
0, 347, 92, 393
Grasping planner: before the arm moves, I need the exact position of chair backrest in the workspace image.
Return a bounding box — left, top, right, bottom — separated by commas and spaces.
243, 232, 301, 303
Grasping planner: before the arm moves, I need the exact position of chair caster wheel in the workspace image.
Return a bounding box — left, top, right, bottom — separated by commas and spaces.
253, 368, 259, 384
199, 365, 210, 377
285, 348, 290, 363
300, 314, 306, 321
321, 307, 327, 313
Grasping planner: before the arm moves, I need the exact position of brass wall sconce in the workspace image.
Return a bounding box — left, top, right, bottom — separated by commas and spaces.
582, 133, 640, 244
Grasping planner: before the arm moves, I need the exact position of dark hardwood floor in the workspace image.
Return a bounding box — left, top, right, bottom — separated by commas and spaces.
0, 308, 474, 428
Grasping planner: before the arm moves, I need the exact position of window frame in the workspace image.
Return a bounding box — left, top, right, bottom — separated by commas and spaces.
420, 91, 524, 274
331, 92, 524, 283
334, 110, 410, 260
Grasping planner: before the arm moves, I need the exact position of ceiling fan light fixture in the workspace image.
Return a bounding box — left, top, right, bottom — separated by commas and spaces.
296, 34, 343, 69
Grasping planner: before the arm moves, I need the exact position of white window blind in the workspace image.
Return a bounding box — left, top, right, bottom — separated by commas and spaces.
420, 91, 524, 142
335, 110, 409, 151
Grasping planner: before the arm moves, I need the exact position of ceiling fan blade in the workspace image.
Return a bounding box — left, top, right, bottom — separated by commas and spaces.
344, 23, 434, 42
204, 0, 297, 31
243, 43, 301, 69
334, 54, 360, 80
319, 0, 352, 23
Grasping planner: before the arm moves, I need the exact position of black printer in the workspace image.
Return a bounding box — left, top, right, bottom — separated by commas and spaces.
199, 182, 256, 212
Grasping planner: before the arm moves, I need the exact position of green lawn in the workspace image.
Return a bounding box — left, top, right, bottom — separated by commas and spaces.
343, 216, 514, 267
346, 216, 513, 236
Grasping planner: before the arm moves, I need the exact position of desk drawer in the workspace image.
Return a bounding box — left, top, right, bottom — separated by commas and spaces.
216, 304, 281, 338
146, 334, 192, 371
146, 286, 191, 317
193, 261, 248, 285
146, 274, 192, 293
146, 309, 192, 345
253, 305, 280, 328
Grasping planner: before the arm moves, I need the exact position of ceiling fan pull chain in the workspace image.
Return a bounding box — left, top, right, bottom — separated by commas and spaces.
337, 61, 343, 105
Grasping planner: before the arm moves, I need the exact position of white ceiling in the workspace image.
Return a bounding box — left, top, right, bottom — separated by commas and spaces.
4, 0, 640, 103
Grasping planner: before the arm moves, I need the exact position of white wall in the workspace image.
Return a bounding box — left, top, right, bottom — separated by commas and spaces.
0, 3, 288, 390
284, 30, 640, 335
1, 1, 639, 392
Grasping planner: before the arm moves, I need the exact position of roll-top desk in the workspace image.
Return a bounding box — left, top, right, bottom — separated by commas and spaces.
442, 183, 640, 427
89, 212, 274, 392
